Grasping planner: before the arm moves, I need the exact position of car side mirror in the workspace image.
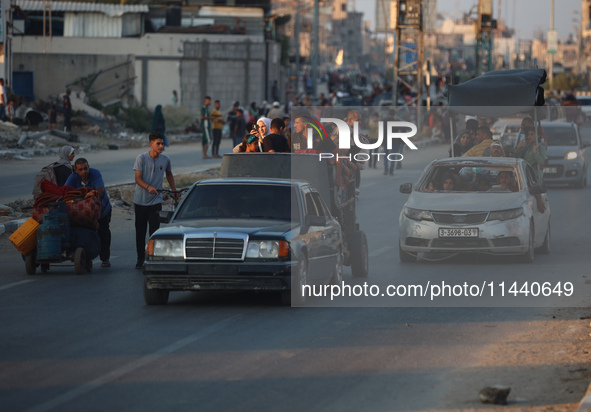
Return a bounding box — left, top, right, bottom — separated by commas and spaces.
159, 210, 174, 223
399, 183, 412, 194
529, 184, 547, 194
582, 139, 591, 148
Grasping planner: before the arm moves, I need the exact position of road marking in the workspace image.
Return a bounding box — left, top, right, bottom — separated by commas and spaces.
362, 182, 376, 188
0, 279, 35, 291
369, 246, 394, 257
25, 314, 241, 412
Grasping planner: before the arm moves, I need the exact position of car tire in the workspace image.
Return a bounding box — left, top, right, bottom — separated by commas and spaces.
538, 222, 550, 255
399, 243, 417, 263
25, 251, 37, 276
290, 256, 308, 306
331, 249, 344, 285
74, 248, 86, 275
143, 279, 170, 305
350, 230, 369, 278
520, 225, 535, 263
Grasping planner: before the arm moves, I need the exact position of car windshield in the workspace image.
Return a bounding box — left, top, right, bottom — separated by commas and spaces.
175, 184, 299, 221
543, 126, 578, 146
420, 164, 522, 193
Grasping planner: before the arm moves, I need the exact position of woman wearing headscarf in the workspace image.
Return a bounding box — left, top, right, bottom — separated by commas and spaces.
151, 105, 170, 147
55, 145, 75, 186
449, 129, 473, 157
254, 117, 272, 152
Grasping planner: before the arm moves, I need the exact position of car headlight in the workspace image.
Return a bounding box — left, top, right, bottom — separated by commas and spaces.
403, 207, 433, 221
246, 240, 289, 258
149, 239, 184, 257
487, 207, 523, 222
566, 151, 578, 160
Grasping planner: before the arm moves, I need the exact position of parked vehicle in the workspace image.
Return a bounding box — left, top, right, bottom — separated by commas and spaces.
398, 157, 550, 263
491, 118, 522, 141
143, 178, 343, 306
576, 96, 591, 120
541, 121, 590, 188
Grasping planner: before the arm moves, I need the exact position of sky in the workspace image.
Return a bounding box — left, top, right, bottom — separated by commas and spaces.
357, 0, 582, 40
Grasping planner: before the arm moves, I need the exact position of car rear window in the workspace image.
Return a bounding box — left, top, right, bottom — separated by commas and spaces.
543, 126, 578, 146
577, 98, 591, 106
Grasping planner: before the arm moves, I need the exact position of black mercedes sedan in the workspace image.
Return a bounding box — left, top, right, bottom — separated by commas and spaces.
143, 178, 343, 306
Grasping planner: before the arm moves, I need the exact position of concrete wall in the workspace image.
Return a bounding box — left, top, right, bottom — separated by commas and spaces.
179, 39, 267, 114
13, 53, 132, 102
145, 59, 181, 108
12, 34, 281, 112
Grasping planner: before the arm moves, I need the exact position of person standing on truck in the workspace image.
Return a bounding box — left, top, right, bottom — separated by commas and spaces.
65, 158, 112, 268
133, 132, 178, 269
462, 126, 493, 157
263, 118, 290, 152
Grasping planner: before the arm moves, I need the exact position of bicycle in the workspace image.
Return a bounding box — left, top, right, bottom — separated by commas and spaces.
158, 188, 189, 211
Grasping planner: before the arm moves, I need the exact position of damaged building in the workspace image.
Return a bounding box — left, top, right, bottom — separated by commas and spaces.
9, 0, 283, 112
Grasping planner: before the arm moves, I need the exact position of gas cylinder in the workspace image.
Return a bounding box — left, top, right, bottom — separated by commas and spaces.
37, 214, 62, 260
48, 202, 70, 248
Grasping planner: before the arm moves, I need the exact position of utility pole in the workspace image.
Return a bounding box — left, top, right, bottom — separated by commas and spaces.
393, 0, 423, 128
311, 0, 319, 96
475, 0, 494, 76
294, 0, 301, 94
549, 0, 554, 87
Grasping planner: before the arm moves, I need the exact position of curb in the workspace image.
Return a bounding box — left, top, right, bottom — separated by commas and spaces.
0, 165, 219, 236
0, 218, 29, 236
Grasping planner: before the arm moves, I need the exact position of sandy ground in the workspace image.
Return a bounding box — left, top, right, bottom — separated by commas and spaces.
439, 306, 591, 411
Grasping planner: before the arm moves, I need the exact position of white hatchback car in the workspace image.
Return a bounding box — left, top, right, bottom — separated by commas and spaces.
399, 157, 550, 263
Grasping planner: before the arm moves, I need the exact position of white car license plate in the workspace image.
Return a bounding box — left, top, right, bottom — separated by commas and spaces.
439, 228, 479, 238
544, 167, 558, 174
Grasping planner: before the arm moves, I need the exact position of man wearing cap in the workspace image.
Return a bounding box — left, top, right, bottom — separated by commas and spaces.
483, 140, 506, 157
463, 126, 493, 157
267, 101, 283, 120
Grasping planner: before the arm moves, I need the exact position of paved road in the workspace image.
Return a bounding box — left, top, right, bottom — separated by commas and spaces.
1, 143, 590, 411
0, 137, 236, 205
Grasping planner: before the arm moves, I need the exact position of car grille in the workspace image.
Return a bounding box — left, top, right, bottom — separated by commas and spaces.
543, 165, 564, 179
492, 237, 521, 247
432, 238, 489, 248
431, 212, 489, 225
185, 237, 246, 260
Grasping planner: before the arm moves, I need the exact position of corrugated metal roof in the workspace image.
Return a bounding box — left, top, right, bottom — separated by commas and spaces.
16, 0, 149, 17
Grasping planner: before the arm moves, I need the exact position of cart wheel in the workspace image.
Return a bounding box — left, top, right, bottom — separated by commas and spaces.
25, 252, 37, 276
74, 248, 87, 275
350, 230, 369, 278
41, 263, 50, 273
